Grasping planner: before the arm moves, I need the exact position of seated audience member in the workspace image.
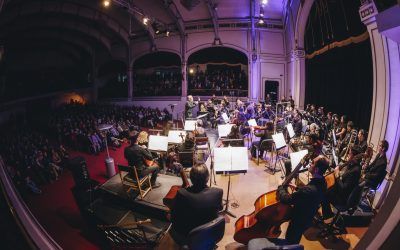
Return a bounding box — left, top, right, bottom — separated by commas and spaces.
277, 156, 329, 244
360, 140, 389, 190
170, 164, 223, 242
124, 134, 161, 188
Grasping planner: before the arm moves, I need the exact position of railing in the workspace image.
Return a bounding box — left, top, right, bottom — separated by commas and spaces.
0, 156, 62, 250
188, 88, 248, 97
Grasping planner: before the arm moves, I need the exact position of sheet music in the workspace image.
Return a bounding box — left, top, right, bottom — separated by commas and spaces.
290, 150, 308, 170
332, 129, 337, 146
272, 133, 286, 150
332, 147, 339, 166
148, 135, 168, 152
213, 147, 248, 172
218, 124, 234, 137
168, 130, 186, 144
248, 119, 257, 127
184, 120, 197, 131
286, 123, 295, 138
221, 113, 230, 123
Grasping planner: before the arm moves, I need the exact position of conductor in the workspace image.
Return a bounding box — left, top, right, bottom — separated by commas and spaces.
185, 95, 199, 118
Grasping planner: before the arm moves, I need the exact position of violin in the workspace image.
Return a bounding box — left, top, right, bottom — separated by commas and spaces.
233, 154, 311, 244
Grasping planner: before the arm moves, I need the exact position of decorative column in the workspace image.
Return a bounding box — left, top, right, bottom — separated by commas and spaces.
250, 53, 259, 100
290, 49, 305, 109
127, 67, 133, 100
181, 60, 187, 97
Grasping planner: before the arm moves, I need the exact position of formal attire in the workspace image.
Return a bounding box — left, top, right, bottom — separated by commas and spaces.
185, 101, 197, 118
277, 178, 327, 244
124, 144, 159, 184
171, 186, 223, 240
322, 162, 361, 218
362, 154, 387, 189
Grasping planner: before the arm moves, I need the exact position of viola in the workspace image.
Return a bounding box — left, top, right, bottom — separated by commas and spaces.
162, 168, 190, 209
233, 155, 310, 244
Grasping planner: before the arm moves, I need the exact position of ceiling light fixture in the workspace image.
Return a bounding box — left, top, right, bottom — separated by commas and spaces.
260, 7, 264, 17
166, 30, 170, 36
103, 0, 110, 7
258, 18, 264, 25
261, 0, 268, 5
143, 17, 149, 25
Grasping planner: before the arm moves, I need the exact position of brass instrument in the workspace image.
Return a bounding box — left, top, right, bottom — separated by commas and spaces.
342, 129, 358, 161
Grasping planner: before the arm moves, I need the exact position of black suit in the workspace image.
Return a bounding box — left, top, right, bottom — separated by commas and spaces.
322, 163, 361, 218
363, 154, 387, 189
292, 118, 303, 137
124, 144, 159, 184
277, 178, 326, 244
185, 101, 197, 118
171, 186, 223, 238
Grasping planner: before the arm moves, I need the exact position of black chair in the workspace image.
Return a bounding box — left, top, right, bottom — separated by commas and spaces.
187, 215, 225, 250
222, 138, 245, 147
320, 185, 364, 239
256, 139, 274, 165
178, 151, 194, 168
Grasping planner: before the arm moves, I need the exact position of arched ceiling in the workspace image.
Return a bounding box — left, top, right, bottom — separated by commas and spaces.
0, 0, 287, 42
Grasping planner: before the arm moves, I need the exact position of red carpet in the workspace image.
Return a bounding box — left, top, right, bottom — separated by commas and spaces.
25, 143, 130, 250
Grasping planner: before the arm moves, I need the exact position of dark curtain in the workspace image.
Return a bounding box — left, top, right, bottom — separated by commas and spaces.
305, 39, 373, 130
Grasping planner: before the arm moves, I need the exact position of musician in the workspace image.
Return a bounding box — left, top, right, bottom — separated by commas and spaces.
292, 110, 303, 137
124, 134, 161, 188
285, 134, 322, 177
353, 129, 367, 153
170, 164, 223, 241
250, 121, 274, 159
223, 95, 230, 107
322, 147, 363, 219
226, 124, 243, 140
335, 115, 347, 140
338, 121, 354, 155
325, 112, 334, 132
277, 156, 329, 244
288, 95, 295, 108
360, 140, 389, 190
185, 95, 198, 118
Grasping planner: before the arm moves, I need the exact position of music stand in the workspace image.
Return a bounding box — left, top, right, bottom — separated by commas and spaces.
214, 147, 248, 218
184, 120, 197, 131
286, 123, 295, 139
217, 124, 234, 138
267, 133, 287, 177
168, 130, 186, 144
148, 135, 168, 152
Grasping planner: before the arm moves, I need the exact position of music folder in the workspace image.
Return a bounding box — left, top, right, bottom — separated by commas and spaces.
148, 135, 168, 152
168, 130, 186, 144
221, 113, 230, 123
218, 124, 234, 138
184, 120, 197, 131
290, 150, 308, 170
213, 147, 248, 172
247, 119, 257, 127
286, 123, 295, 138
272, 133, 286, 150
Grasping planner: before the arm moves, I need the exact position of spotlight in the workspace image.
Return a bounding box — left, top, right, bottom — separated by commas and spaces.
189, 68, 194, 74
155, 29, 160, 34
261, 0, 268, 5
103, 0, 110, 7
143, 17, 149, 25
166, 30, 170, 37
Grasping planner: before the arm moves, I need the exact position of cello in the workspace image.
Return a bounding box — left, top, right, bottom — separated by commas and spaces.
233, 154, 310, 244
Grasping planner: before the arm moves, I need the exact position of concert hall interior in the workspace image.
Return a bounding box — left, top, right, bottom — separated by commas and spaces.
1, 0, 400, 249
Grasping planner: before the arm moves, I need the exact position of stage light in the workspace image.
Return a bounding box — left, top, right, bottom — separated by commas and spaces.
155, 29, 160, 34
103, 0, 110, 7
166, 30, 170, 36
189, 68, 194, 74
261, 0, 268, 5
143, 17, 149, 25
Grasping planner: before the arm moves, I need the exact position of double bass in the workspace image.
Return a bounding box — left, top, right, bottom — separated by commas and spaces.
233, 155, 310, 244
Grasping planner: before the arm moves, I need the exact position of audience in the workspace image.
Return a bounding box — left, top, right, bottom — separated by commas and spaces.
188, 66, 247, 96
133, 71, 182, 96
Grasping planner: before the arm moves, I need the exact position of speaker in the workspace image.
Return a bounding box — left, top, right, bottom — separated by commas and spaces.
68, 156, 91, 188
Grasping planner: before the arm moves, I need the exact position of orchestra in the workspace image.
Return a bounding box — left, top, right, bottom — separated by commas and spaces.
122, 94, 388, 246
